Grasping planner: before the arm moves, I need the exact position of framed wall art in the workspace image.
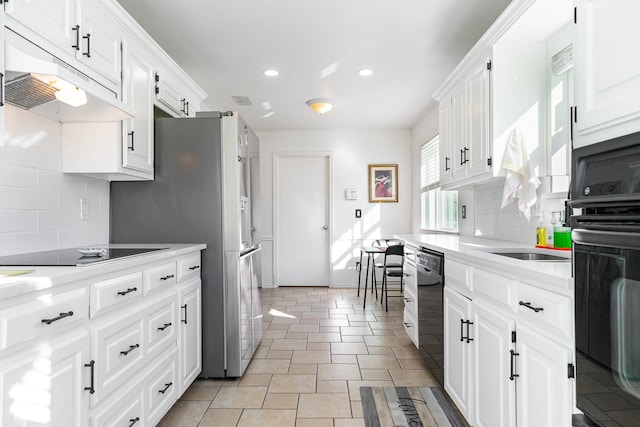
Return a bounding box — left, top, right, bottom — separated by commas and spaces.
368, 164, 398, 203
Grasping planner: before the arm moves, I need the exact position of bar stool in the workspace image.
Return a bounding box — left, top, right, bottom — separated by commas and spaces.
378, 244, 405, 312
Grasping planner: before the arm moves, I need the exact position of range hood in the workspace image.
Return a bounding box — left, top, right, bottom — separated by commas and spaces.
4, 30, 135, 123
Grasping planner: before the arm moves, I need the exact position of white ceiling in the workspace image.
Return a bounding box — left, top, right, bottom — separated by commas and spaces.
115, 0, 513, 132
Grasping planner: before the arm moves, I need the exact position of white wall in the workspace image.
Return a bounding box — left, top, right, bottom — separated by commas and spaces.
258, 129, 412, 287
0, 106, 110, 256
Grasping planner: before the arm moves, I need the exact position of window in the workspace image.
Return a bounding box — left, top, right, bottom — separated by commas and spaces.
420, 136, 458, 231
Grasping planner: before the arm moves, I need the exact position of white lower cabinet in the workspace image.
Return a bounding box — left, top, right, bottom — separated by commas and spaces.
178, 278, 202, 393
0, 332, 90, 427
444, 259, 574, 426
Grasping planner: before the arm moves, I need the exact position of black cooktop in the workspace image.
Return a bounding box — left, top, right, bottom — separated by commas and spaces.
0, 247, 167, 267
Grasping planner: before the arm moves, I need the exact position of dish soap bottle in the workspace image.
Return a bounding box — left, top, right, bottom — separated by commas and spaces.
545, 213, 555, 247
553, 211, 572, 248
536, 216, 546, 246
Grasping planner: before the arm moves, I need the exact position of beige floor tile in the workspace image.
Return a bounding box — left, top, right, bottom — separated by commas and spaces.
286, 332, 309, 339
295, 419, 334, 427
266, 350, 294, 359
317, 363, 362, 381
237, 409, 297, 427
289, 363, 318, 374
268, 323, 291, 330
307, 342, 331, 351
346, 380, 395, 401
288, 324, 320, 333
347, 314, 378, 322
363, 335, 401, 346
210, 386, 267, 408
320, 318, 350, 327
371, 329, 397, 336
316, 380, 348, 394
389, 369, 440, 386
335, 418, 366, 427
366, 346, 394, 355
308, 332, 342, 342
198, 408, 243, 427
192, 378, 240, 387
356, 354, 401, 369
398, 358, 431, 370
331, 354, 358, 364
297, 393, 352, 418
270, 338, 308, 350
263, 392, 299, 409
350, 399, 364, 418
157, 401, 210, 426
341, 335, 365, 343
291, 350, 332, 364
319, 326, 340, 333
269, 374, 316, 393
360, 369, 392, 381
238, 373, 272, 387
368, 321, 399, 330
262, 329, 288, 339
179, 385, 220, 401
331, 342, 368, 355
340, 326, 373, 336
302, 312, 329, 319
246, 359, 290, 374
391, 345, 422, 359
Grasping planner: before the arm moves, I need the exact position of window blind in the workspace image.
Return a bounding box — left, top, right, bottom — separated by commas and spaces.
421, 136, 440, 192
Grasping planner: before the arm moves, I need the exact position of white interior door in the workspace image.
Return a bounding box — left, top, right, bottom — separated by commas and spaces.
275, 154, 331, 286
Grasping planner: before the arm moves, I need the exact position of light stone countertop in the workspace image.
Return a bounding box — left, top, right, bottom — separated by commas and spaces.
0, 243, 206, 302
394, 234, 573, 291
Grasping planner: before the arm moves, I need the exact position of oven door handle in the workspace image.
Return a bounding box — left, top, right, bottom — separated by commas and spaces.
573, 228, 640, 250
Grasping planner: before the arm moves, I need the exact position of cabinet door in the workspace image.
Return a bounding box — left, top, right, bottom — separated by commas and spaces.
4, 0, 77, 62
122, 40, 154, 174
443, 286, 472, 421
466, 58, 492, 177
76, 0, 122, 87
0, 6, 4, 140
155, 71, 185, 117
439, 99, 452, 184
178, 279, 202, 393
574, 0, 640, 146
0, 333, 90, 427
472, 302, 516, 427
516, 323, 573, 427
450, 84, 467, 180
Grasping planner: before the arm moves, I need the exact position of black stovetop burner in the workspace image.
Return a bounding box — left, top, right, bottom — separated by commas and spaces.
0, 247, 167, 267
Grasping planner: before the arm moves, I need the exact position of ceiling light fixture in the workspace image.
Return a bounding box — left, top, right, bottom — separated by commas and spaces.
264, 69, 279, 77
357, 68, 374, 77
306, 98, 335, 115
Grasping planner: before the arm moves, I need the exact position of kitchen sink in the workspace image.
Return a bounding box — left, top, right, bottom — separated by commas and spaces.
488, 251, 570, 261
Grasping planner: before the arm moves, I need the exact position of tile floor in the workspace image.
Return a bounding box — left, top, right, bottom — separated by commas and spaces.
158, 286, 441, 427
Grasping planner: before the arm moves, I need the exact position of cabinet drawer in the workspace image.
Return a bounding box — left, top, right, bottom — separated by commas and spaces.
145, 295, 177, 356
473, 268, 515, 310
92, 314, 145, 407
445, 259, 471, 291
90, 272, 143, 318
89, 389, 144, 427
517, 282, 572, 342
403, 287, 418, 320
177, 254, 201, 282
403, 309, 419, 347
146, 348, 179, 425
143, 262, 177, 295
404, 262, 418, 294
0, 287, 88, 352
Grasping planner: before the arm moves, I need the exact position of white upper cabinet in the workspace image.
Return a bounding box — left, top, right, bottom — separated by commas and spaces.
465, 57, 493, 178
573, 0, 640, 147
1, 5, 5, 141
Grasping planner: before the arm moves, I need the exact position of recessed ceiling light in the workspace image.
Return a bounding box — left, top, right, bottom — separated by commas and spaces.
264, 69, 279, 77
357, 68, 374, 77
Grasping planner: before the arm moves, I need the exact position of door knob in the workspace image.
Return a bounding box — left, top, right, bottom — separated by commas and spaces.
322, 225, 328, 230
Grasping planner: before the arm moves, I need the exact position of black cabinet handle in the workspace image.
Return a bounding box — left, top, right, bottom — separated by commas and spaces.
117, 287, 137, 296
460, 319, 473, 343
160, 274, 175, 281
41, 311, 74, 325
180, 98, 186, 114
460, 319, 464, 342
510, 350, 520, 381
158, 382, 173, 394
71, 25, 80, 50
120, 344, 140, 356
127, 131, 135, 151
463, 147, 469, 164
82, 33, 91, 57
84, 360, 95, 394
519, 301, 544, 313
0, 72, 4, 107
445, 156, 450, 171
128, 418, 140, 427
181, 304, 188, 324
460, 149, 465, 166
185, 101, 189, 116
403, 297, 411, 303
403, 322, 412, 328
157, 322, 172, 331
188, 265, 200, 271
465, 320, 473, 343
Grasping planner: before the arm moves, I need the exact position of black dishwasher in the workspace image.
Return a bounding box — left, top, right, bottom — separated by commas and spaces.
416, 246, 445, 385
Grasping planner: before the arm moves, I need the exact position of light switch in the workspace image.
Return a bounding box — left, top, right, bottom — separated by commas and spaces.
80, 198, 90, 221
461, 205, 467, 219
355, 209, 362, 218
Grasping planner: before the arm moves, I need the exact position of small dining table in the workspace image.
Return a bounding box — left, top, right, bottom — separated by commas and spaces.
358, 246, 385, 308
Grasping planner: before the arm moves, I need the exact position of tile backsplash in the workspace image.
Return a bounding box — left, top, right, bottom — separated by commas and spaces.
0, 106, 109, 256
473, 182, 566, 245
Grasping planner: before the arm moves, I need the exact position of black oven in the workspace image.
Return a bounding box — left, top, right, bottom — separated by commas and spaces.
570, 131, 640, 427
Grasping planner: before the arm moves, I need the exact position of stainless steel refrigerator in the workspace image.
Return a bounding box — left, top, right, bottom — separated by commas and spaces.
110, 111, 262, 378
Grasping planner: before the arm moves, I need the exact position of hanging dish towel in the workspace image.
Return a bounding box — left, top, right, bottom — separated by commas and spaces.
500, 127, 541, 221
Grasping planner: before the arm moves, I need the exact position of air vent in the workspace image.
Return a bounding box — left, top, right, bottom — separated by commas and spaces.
552, 44, 573, 76
5, 74, 57, 109
231, 96, 252, 106
52, 56, 91, 83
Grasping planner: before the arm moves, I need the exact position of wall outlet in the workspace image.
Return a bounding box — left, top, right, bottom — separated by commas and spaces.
80, 198, 90, 221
